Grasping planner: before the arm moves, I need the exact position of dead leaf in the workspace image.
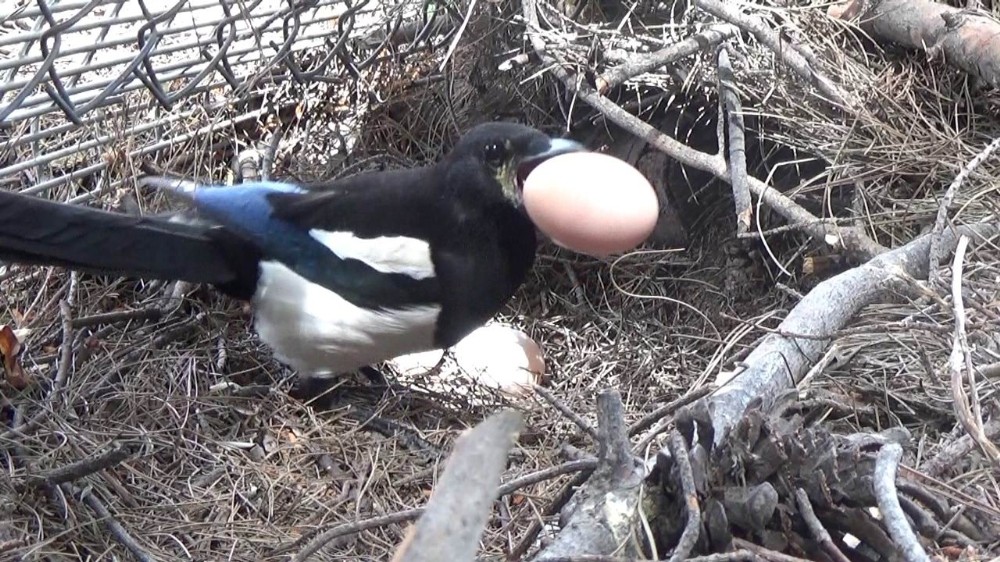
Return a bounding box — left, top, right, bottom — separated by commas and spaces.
0, 325, 31, 390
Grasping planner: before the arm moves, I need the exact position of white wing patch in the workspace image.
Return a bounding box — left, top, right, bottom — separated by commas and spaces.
309, 230, 435, 280
253, 260, 441, 377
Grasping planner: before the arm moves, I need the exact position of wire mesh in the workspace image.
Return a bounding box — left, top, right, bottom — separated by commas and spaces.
0, 0, 445, 199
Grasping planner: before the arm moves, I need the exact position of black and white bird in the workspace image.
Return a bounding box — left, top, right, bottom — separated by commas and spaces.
0, 122, 584, 386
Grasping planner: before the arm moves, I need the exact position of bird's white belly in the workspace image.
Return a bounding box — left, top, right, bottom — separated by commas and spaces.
252, 260, 441, 377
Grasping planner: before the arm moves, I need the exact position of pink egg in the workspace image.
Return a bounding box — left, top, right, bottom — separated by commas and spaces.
522, 152, 659, 257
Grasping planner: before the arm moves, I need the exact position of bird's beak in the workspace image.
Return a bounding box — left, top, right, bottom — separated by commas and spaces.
515, 138, 587, 193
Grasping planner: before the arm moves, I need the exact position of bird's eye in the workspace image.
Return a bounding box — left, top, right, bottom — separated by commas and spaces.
483, 142, 506, 167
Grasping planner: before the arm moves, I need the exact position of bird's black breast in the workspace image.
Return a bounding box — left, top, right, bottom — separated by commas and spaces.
431, 203, 537, 348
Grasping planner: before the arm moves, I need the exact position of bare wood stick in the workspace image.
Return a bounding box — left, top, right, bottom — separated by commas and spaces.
929, 137, 1000, 282
24, 442, 133, 488
595, 25, 737, 93
70, 307, 163, 328
873, 444, 931, 562
794, 488, 851, 562
281, 455, 596, 559
667, 431, 701, 562
534, 385, 600, 442
829, 0, 1000, 89
693, 0, 851, 109
497, 458, 598, 496
717, 46, 751, 235
947, 235, 1000, 464
390, 410, 524, 562
628, 385, 713, 437
287, 509, 424, 560
508, 469, 593, 559
64, 483, 155, 562
733, 538, 816, 562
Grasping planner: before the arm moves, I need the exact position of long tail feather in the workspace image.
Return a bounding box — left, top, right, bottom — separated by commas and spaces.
0, 190, 259, 299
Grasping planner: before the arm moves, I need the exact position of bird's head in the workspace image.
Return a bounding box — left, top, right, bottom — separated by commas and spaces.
441, 122, 586, 207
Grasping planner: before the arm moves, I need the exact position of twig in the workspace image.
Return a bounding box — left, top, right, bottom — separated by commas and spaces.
595, 25, 738, 93
628, 385, 713, 437
680, 223, 997, 446
717, 46, 751, 235
692, 0, 851, 109
794, 488, 851, 562
70, 307, 163, 328
24, 442, 133, 488
497, 458, 598, 496
389, 410, 524, 562
508, 469, 593, 559
284, 443, 594, 559
291, 509, 425, 561
929, 137, 1000, 282
534, 385, 600, 442
921, 418, 1000, 477
667, 431, 701, 562
946, 235, 1000, 464
64, 483, 155, 562
828, 0, 1000, 89
873, 444, 931, 562
732, 538, 815, 562
437, 0, 477, 71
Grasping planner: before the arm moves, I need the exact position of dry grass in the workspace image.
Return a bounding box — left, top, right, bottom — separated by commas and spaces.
2, 0, 1000, 560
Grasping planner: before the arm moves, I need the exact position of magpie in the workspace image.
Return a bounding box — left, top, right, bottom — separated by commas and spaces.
0, 122, 585, 385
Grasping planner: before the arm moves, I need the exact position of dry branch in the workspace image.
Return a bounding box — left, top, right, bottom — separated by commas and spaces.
717, 46, 751, 235
946, 235, 1000, 465
532, 390, 645, 561
929, 137, 1000, 282
693, 0, 851, 109
64, 483, 155, 562
390, 410, 524, 562
596, 25, 738, 94
794, 488, 851, 562
23, 442, 134, 488
921, 418, 1000, 477
679, 223, 998, 446
874, 444, 931, 562
829, 0, 1000, 89
667, 431, 701, 562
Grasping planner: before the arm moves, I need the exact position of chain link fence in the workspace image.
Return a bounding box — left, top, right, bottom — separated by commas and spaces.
0, 0, 454, 202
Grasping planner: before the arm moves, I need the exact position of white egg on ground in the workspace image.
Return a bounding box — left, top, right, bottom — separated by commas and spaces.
451, 325, 545, 398
522, 151, 659, 257
387, 325, 545, 399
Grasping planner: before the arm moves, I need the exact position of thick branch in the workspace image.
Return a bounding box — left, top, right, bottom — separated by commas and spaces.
830, 0, 1000, 89
682, 223, 998, 446
391, 410, 524, 562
